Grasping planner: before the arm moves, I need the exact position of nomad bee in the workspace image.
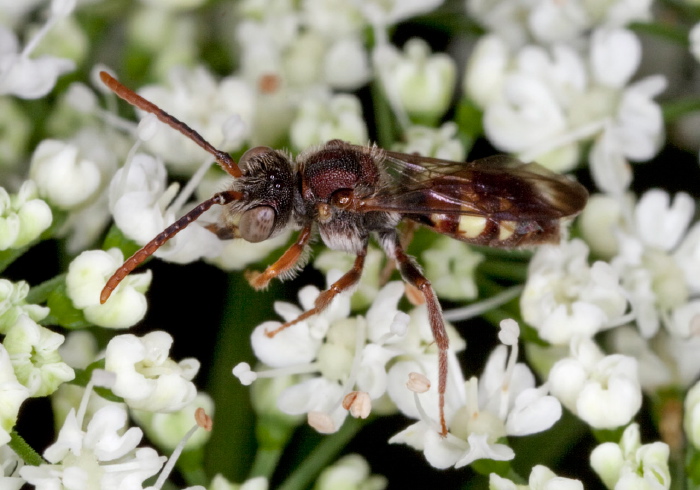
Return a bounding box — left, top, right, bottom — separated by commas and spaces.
98, 71, 588, 436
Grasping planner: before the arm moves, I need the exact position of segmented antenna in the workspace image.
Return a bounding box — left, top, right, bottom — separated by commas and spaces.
99, 71, 242, 178
100, 190, 242, 303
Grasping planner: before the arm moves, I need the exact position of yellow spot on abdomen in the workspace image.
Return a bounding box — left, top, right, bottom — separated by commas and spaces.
458, 215, 487, 238
498, 220, 517, 241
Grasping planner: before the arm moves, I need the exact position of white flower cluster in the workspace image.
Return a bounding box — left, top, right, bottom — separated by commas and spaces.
235, 274, 561, 470
0, 0, 76, 99
466, 28, 665, 190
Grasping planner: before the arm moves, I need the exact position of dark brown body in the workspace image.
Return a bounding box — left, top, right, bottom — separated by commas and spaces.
97, 71, 588, 437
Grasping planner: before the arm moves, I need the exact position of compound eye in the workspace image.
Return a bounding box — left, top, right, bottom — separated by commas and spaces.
239, 146, 273, 173
239, 206, 275, 243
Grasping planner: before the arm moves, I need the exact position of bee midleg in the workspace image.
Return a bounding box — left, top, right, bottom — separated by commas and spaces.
246, 224, 314, 290
380, 231, 449, 437
379, 220, 418, 285
264, 242, 368, 338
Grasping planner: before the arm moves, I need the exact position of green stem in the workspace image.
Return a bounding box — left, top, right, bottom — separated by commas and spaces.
663, 97, 700, 122
249, 447, 284, 479
9, 430, 44, 467
277, 417, 365, 490
629, 21, 690, 45
371, 81, 397, 149
478, 260, 529, 283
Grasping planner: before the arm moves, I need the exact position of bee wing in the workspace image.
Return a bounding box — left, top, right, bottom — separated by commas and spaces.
362, 152, 588, 221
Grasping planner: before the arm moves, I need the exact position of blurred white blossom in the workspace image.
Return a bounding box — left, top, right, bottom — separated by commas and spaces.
489, 465, 583, 490
290, 92, 368, 151
375, 38, 456, 125
466, 0, 652, 47
137, 66, 254, 175
392, 123, 466, 161
690, 22, 700, 62
0, 0, 76, 99
0, 181, 52, 251
590, 423, 670, 490
465, 28, 665, 183
315, 454, 387, 490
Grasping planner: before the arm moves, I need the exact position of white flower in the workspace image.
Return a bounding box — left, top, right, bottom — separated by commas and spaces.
0, 181, 52, 251
210, 474, 269, 490
612, 190, 699, 337
392, 123, 466, 162
466, 0, 652, 47
390, 320, 561, 469
0, 344, 30, 446
108, 153, 223, 265
374, 38, 456, 125
0, 0, 76, 99
315, 454, 387, 490
104, 331, 200, 412
3, 314, 75, 397
322, 36, 371, 90
236, 273, 464, 435
20, 404, 165, 489
0, 278, 49, 334
590, 423, 670, 490
65, 248, 152, 329
692, 22, 700, 62
609, 326, 700, 393
578, 193, 627, 259
467, 28, 665, 179
0, 446, 24, 490
358, 0, 444, 27
289, 91, 368, 151
138, 66, 254, 175
489, 465, 583, 490
521, 239, 628, 345
29, 139, 102, 210
549, 337, 641, 429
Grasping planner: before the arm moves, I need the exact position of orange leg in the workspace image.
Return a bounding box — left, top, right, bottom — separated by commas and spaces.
265, 245, 367, 337
390, 236, 449, 437
245, 225, 313, 290
379, 221, 418, 285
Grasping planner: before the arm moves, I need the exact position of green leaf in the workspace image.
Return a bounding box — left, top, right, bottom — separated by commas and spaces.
102, 224, 142, 259
43, 280, 92, 329
455, 97, 484, 147
71, 358, 124, 403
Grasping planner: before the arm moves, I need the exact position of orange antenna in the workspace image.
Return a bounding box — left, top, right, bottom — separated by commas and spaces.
100, 190, 242, 303
99, 71, 242, 178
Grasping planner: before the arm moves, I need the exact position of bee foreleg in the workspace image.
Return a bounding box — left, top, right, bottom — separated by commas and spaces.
264, 243, 367, 338
245, 224, 313, 290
